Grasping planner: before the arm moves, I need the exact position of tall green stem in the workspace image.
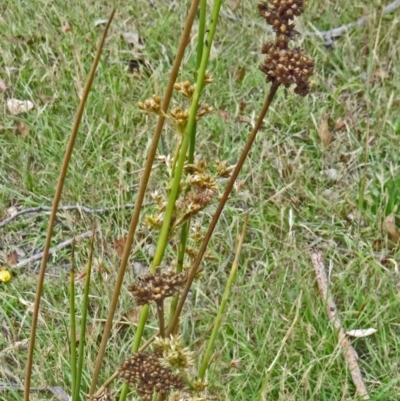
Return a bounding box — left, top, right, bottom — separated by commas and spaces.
120, 2, 223, 399
198, 215, 248, 380
118, 2, 203, 401
196, 0, 207, 73
168, 81, 280, 336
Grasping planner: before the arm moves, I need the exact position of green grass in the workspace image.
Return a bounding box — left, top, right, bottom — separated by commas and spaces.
1, 0, 400, 400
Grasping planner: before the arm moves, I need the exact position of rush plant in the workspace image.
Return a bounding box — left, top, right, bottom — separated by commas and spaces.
22, 1, 314, 400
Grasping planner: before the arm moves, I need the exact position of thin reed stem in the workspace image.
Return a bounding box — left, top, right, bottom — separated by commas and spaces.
73, 227, 96, 401
198, 215, 249, 380
196, 0, 207, 72
167, 81, 280, 336
90, 1, 200, 395
23, 11, 115, 401
169, 0, 207, 329
168, 223, 189, 327
70, 241, 77, 396
157, 301, 165, 338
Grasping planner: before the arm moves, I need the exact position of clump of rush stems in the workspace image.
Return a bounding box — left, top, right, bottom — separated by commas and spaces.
22, 1, 314, 401
93, 1, 314, 400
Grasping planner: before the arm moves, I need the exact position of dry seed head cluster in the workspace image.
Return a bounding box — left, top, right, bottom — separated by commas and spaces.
119, 351, 185, 401
173, 74, 212, 99
258, 0, 305, 38
138, 95, 162, 114
259, 46, 314, 95
258, 0, 314, 95
129, 269, 187, 306
154, 335, 194, 371
174, 81, 195, 98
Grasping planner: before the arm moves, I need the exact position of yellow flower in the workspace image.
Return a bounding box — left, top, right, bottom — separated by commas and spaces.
0, 270, 11, 283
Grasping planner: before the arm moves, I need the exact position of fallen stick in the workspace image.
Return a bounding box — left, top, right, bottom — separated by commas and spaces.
306, 0, 400, 46
310, 250, 370, 400
15, 230, 93, 269
220, 0, 400, 46
0, 201, 153, 228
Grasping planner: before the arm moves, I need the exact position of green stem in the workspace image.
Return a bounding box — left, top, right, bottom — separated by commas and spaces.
168, 222, 189, 326
69, 242, 77, 396
197, 215, 249, 380
116, 2, 201, 400
121, 3, 222, 399
189, 0, 206, 162
167, 81, 280, 336
170, 0, 220, 332
151, 0, 223, 274
92, 11, 195, 390
196, 0, 207, 73
73, 228, 96, 401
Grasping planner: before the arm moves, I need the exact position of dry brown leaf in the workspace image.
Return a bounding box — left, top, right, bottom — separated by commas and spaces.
229, 359, 241, 369
382, 214, 400, 246
113, 236, 127, 259
74, 271, 87, 282
228, 0, 241, 10
7, 250, 18, 265
373, 239, 383, 251
235, 67, 246, 83
7, 98, 34, 115
237, 115, 251, 124
334, 117, 346, 131
219, 109, 230, 122
318, 118, 332, 147
15, 121, 29, 138
0, 78, 8, 93
61, 22, 72, 32
374, 68, 389, 80
38, 93, 55, 104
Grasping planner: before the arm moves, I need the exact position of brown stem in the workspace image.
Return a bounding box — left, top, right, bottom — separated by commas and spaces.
157, 301, 165, 338
23, 10, 115, 401
89, 0, 201, 393
167, 82, 280, 336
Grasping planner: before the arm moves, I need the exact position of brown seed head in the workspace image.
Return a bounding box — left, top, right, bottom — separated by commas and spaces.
259, 45, 314, 96
138, 94, 162, 114
129, 270, 187, 306
119, 352, 185, 400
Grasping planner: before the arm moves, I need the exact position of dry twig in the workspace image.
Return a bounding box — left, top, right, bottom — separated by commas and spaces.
310, 250, 370, 400
15, 230, 93, 269
221, 0, 400, 46
306, 0, 400, 46
0, 201, 154, 228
